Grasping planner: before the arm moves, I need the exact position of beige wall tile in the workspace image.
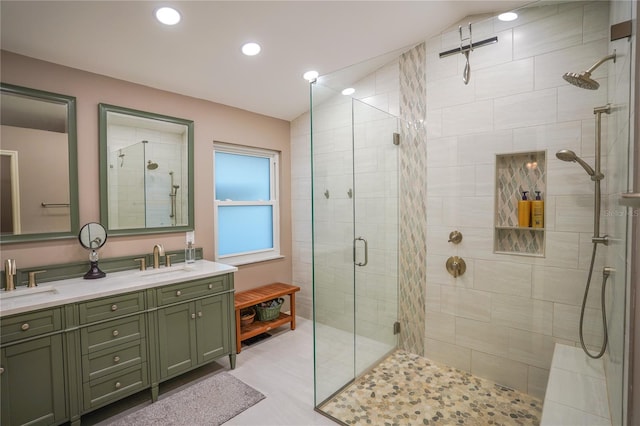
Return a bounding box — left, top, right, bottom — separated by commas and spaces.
471, 350, 528, 393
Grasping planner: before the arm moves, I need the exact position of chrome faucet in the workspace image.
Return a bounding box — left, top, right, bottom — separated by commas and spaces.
152, 244, 165, 269
4, 259, 17, 291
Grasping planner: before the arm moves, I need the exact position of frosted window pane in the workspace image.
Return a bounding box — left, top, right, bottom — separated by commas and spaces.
218, 206, 273, 255
215, 152, 270, 201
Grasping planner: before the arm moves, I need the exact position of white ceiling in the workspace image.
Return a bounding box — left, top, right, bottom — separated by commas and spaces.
1, 1, 530, 121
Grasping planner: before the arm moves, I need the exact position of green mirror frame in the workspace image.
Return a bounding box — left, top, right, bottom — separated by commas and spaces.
98, 103, 195, 236
0, 82, 79, 244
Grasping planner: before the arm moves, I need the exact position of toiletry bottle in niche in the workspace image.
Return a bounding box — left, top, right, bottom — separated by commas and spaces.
531, 191, 544, 228
518, 191, 531, 227
185, 240, 195, 265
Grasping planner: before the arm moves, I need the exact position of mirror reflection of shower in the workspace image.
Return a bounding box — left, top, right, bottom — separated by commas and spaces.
108, 138, 186, 229
169, 171, 180, 226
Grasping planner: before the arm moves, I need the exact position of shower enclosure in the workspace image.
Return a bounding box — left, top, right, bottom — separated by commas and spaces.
311, 81, 400, 406
307, 0, 635, 424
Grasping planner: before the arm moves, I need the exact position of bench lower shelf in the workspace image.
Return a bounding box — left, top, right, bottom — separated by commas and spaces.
240, 312, 293, 342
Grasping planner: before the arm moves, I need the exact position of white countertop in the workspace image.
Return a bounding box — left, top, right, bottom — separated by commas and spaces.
0, 260, 237, 317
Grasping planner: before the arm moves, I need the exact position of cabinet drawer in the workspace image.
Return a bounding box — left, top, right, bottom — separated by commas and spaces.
0, 308, 63, 344
83, 363, 148, 410
78, 292, 145, 324
81, 315, 146, 354
156, 275, 229, 306
82, 339, 147, 382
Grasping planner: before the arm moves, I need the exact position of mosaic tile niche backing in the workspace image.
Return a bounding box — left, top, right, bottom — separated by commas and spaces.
494, 151, 546, 256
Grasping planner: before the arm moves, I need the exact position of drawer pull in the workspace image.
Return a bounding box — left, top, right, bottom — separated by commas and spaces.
115, 381, 122, 389
113, 356, 121, 363
208, 284, 213, 289
191, 313, 196, 319
21, 323, 30, 331
111, 304, 118, 311
176, 290, 182, 296
0, 367, 4, 374
112, 330, 119, 337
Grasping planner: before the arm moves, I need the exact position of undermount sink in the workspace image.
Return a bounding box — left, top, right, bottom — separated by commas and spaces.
0, 285, 58, 300
138, 265, 194, 278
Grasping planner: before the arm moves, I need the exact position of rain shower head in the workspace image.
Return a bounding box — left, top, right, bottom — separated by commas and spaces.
562, 71, 600, 90
147, 160, 159, 170
555, 149, 596, 177
562, 52, 616, 90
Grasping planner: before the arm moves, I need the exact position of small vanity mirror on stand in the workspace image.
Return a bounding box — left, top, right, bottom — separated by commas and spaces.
79, 222, 107, 279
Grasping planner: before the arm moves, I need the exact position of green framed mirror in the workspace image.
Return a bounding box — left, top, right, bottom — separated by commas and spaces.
0, 83, 79, 244
98, 104, 194, 236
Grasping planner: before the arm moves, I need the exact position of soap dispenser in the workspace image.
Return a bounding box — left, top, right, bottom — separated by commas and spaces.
518, 191, 531, 227
531, 191, 544, 228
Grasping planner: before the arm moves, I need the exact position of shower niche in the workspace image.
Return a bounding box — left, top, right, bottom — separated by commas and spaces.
494, 151, 546, 257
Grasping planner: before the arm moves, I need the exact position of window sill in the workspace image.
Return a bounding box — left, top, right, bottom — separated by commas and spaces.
218, 254, 285, 267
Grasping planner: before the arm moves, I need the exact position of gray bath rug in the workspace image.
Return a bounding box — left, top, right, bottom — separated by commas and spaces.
104, 372, 265, 425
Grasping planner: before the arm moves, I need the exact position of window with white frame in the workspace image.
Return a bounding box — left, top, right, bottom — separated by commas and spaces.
213, 143, 280, 265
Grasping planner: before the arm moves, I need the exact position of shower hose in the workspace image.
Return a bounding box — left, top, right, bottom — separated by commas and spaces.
579, 243, 611, 359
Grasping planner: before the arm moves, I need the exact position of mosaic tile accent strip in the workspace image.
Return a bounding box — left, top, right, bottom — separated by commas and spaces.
398, 43, 427, 356
319, 350, 542, 426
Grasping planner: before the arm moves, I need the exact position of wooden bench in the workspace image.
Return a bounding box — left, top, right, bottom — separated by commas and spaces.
234, 282, 300, 354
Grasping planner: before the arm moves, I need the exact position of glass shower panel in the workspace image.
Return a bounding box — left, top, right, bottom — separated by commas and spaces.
312, 82, 356, 405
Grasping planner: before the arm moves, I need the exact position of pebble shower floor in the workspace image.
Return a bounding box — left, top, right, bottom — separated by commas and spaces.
319, 350, 542, 425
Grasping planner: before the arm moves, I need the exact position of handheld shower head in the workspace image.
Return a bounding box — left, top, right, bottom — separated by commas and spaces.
555, 149, 600, 179
562, 52, 616, 90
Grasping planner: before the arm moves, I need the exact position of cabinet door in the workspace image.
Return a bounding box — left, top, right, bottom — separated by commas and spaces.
1, 335, 66, 426
196, 294, 230, 365
157, 302, 197, 379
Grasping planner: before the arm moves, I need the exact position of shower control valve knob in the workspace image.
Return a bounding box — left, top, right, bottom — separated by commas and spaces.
448, 230, 463, 244
446, 256, 466, 278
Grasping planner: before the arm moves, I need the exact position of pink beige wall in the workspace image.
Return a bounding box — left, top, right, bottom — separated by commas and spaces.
1, 51, 292, 293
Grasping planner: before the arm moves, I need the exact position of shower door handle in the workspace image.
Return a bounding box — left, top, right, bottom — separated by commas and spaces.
620, 192, 640, 207
354, 237, 368, 267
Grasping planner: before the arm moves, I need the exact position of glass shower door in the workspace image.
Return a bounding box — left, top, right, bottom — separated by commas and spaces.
353, 99, 399, 376
312, 81, 399, 408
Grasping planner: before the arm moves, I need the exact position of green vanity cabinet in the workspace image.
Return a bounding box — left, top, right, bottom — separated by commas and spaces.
1, 268, 236, 425
0, 309, 67, 426
156, 277, 234, 380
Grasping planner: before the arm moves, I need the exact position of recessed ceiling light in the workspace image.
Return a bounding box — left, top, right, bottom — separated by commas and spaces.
242, 42, 261, 56
342, 88, 355, 96
303, 70, 319, 81
155, 7, 181, 25
498, 12, 518, 22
